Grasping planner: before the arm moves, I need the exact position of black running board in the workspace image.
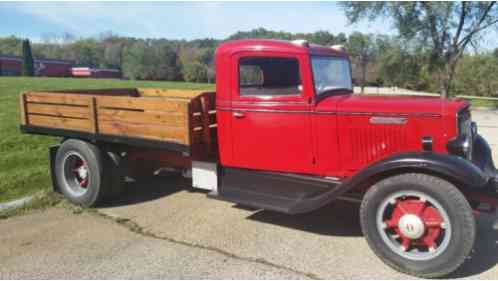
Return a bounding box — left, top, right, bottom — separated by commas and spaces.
208, 168, 343, 214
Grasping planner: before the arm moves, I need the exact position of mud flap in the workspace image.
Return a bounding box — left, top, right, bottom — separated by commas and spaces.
49, 145, 61, 192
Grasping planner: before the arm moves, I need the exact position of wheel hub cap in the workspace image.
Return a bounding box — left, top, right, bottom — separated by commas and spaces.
73, 159, 89, 188
376, 191, 452, 261
76, 165, 88, 181
63, 152, 90, 197
398, 214, 425, 239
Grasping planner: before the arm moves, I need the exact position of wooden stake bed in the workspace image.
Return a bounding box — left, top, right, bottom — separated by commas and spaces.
19, 88, 217, 159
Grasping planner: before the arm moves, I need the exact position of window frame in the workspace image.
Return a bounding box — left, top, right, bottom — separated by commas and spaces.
309, 55, 353, 99
235, 54, 304, 99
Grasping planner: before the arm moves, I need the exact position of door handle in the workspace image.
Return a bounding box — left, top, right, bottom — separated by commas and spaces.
233, 111, 245, 118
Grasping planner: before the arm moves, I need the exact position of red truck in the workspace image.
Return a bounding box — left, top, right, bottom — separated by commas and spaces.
20, 39, 498, 278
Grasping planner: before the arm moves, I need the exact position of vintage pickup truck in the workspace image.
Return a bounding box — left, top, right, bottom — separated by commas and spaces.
19, 39, 498, 278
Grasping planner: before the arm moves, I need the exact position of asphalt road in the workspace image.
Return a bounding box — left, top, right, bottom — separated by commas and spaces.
1, 109, 498, 279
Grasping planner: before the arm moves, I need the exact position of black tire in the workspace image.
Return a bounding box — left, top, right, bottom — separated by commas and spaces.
55, 139, 107, 207
360, 173, 475, 278
103, 150, 125, 199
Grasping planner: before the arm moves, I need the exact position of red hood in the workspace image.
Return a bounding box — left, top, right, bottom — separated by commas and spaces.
333, 94, 469, 116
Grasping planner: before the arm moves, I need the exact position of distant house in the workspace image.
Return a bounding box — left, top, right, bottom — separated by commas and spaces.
0, 54, 23, 76
34, 58, 73, 77
0, 54, 73, 77
0, 55, 121, 79
71, 67, 121, 79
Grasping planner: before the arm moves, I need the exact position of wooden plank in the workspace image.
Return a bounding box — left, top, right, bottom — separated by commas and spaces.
54, 88, 139, 97
99, 121, 189, 144
28, 115, 92, 132
26, 103, 90, 119
138, 88, 207, 99
98, 109, 186, 126
200, 94, 212, 157
19, 93, 27, 125
89, 97, 98, 134
96, 95, 190, 113
188, 96, 202, 147
26, 92, 91, 106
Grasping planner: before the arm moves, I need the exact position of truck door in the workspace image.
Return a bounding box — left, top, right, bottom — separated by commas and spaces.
228, 52, 315, 174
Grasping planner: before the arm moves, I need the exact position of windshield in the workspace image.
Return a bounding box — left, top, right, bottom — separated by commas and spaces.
311, 56, 352, 96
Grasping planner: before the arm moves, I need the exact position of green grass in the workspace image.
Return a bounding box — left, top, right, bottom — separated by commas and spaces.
0, 77, 212, 203
465, 99, 498, 109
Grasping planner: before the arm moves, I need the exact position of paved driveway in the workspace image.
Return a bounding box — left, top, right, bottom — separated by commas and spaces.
1, 110, 497, 279
472, 109, 498, 161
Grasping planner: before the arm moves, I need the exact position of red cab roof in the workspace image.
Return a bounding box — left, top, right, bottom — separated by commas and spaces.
216, 39, 349, 57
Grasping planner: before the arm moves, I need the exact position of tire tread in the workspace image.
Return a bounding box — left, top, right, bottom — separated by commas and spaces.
360, 173, 475, 278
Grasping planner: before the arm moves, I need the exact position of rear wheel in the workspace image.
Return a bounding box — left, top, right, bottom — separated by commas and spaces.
360, 173, 475, 278
55, 139, 107, 207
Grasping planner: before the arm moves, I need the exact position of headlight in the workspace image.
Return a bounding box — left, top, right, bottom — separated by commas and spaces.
447, 109, 475, 159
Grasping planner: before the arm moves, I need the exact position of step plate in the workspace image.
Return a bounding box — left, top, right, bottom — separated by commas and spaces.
211, 168, 339, 213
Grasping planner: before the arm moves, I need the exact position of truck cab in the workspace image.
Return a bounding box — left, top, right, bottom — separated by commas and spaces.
215, 39, 474, 178
20, 39, 498, 278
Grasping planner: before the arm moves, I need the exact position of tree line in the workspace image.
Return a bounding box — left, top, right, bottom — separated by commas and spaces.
0, 26, 497, 97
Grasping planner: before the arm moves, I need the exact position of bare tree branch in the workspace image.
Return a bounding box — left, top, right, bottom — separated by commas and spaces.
421, 2, 442, 52
457, 1, 497, 47
458, 17, 498, 48
452, 2, 467, 49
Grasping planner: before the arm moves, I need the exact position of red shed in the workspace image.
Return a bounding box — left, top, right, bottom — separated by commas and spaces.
35, 59, 73, 77
0, 54, 73, 77
0, 55, 22, 76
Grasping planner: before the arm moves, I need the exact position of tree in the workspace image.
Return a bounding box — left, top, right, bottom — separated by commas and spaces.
21, 39, 35, 76
452, 53, 498, 97
347, 32, 377, 93
66, 39, 102, 67
154, 43, 181, 81
183, 61, 208, 83
0, 36, 22, 56
341, 2, 498, 98
377, 42, 425, 90
122, 40, 150, 80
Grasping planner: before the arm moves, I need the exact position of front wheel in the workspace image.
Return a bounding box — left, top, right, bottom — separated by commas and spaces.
360, 173, 476, 278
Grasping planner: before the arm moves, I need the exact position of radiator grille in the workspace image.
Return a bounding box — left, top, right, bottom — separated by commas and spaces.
348, 124, 408, 166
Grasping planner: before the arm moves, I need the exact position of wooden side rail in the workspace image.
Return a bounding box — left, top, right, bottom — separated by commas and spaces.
20, 89, 217, 154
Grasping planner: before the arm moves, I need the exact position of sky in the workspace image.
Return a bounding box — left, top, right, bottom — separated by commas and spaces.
0, 2, 394, 41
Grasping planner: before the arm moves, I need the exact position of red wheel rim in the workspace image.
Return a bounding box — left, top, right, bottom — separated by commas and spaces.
63, 152, 90, 196
376, 191, 451, 260
72, 158, 89, 188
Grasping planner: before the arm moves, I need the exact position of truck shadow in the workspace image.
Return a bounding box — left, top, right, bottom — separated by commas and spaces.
99, 175, 190, 208
450, 214, 498, 278
244, 201, 363, 237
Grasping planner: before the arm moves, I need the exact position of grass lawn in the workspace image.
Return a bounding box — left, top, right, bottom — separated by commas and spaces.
465, 98, 498, 109
0, 77, 213, 203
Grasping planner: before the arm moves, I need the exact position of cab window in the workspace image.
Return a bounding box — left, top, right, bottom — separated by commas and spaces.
239, 57, 302, 96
